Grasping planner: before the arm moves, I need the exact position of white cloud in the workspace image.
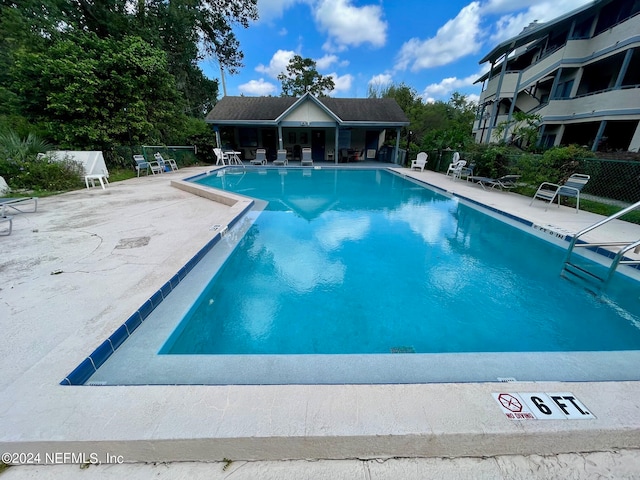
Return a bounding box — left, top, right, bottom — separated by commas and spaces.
369, 74, 393, 88
314, 0, 387, 50
256, 0, 304, 22
328, 73, 354, 93
395, 2, 483, 72
315, 54, 339, 70
420, 72, 481, 102
278, 27, 288, 36
255, 49, 296, 78
238, 78, 278, 96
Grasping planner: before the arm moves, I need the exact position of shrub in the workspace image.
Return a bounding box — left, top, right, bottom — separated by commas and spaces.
0, 155, 84, 191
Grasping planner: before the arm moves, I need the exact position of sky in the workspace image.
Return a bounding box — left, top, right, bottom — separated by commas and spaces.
200, 0, 594, 103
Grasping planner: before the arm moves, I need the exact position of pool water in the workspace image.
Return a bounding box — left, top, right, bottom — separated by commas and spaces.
160, 168, 640, 356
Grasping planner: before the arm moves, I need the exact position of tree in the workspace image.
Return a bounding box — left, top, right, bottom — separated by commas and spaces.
278, 55, 335, 97
12, 32, 181, 149
494, 111, 542, 150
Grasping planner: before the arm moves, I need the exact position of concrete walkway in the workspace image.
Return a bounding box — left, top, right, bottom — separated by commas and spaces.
1, 166, 639, 478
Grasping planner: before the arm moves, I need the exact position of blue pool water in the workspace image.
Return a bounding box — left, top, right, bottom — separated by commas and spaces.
160, 168, 640, 356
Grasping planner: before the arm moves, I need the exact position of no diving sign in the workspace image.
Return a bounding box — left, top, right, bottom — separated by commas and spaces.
493, 392, 595, 420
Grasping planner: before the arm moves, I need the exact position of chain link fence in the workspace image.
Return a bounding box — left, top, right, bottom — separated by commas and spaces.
107, 145, 200, 170
420, 149, 640, 220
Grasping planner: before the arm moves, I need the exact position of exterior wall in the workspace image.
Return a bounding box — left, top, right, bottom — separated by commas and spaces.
283, 101, 334, 123
474, 6, 640, 151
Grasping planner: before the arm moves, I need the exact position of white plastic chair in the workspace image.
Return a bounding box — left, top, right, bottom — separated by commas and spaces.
213, 148, 229, 165
410, 152, 428, 171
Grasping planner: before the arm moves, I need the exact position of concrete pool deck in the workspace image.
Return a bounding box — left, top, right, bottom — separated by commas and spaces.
1, 165, 639, 477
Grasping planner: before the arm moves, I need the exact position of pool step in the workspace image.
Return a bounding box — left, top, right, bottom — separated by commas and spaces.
561, 262, 604, 293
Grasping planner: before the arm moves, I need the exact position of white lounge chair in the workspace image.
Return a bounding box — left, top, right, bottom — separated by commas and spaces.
530, 173, 591, 213
154, 152, 178, 172
250, 149, 267, 165
0, 197, 38, 216
301, 147, 313, 166
133, 155, 163, 176
410, 152, 428, 171
273, 149, 288, 166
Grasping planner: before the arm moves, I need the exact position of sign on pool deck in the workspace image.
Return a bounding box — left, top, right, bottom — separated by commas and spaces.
493, 392, 596, 420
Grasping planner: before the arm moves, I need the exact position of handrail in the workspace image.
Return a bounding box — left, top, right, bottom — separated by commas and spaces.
563, 200, 640, 290
564, 200, 640, 261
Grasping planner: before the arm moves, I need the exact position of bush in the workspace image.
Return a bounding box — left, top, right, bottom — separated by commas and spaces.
0, 155, 84, 192
516, 145, 595, 186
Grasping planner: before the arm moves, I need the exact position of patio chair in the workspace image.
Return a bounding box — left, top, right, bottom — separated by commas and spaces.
273, 149, 288, 166
154, 152, 179, 172
410, 152, 428, 171
250, 148, 267, 165
530, 173, 591, 213
133, 155, 163, 176
0, 196, 38, 216
213, 148, 229, 165
301, 147, 313, 166
1, 215, 12, 235
468, 174, 521, 190
84, 169, 110, 189
460, 163, 475, 180
446, 159, 467, 179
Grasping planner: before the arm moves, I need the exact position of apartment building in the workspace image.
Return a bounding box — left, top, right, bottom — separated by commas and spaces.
473, 0, 640, 152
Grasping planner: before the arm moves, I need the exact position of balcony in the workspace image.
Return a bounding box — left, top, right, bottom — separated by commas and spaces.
540, 87, 640, 121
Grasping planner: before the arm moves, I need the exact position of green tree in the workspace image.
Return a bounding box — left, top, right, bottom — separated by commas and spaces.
12, 32, 180, 149
278, 55, 335, 97
494, 111, 542, 150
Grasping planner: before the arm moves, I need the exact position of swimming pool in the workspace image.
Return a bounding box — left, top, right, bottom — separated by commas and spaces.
77, 167, 640, 385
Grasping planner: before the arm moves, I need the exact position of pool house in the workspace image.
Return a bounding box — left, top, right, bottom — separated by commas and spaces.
205, 92, 410, 164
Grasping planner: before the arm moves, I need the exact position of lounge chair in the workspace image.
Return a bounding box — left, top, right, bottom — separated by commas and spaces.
0, 197, 38, 216
273, 149, 288, 166
0, 215, 12, 235
250, 148, 267, 165
301, 147, 313, 166
410, 152, 428, 171
133, 155, 163, 176
154, 152, 179, 172
530, 173, 591, 213
468, 174, 521, 190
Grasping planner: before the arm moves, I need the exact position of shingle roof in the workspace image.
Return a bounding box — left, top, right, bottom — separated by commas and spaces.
205, 95, 409, 124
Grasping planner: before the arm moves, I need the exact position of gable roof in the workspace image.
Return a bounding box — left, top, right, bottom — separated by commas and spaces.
205, 95, 409, 126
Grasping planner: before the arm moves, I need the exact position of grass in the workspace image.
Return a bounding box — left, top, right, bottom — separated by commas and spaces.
513, 186, 640, 225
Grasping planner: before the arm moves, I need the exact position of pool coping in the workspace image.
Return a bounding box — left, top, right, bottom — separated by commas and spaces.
61, 176, 255, 385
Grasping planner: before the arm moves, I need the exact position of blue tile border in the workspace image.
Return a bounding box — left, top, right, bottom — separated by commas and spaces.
61, 197, 254, 385
401, 172, 640, 272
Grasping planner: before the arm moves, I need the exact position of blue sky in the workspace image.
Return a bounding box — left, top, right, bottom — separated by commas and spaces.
200, 0, 593, 103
